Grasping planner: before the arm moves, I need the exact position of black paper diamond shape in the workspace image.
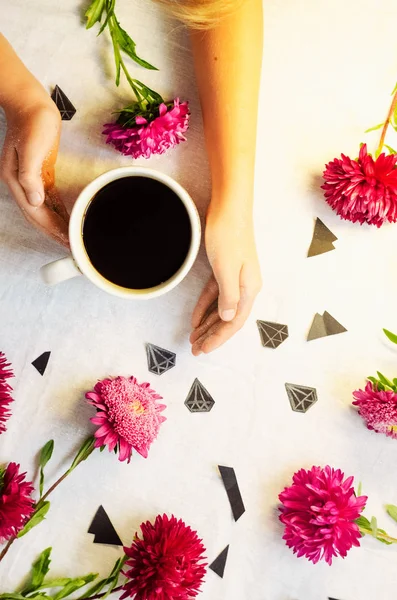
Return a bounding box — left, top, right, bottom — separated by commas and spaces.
51, 85, 76, 120
285, 383, 318, 413
146, 343, 176, 375
257, 320, 289, 349
184, 378, 215, 413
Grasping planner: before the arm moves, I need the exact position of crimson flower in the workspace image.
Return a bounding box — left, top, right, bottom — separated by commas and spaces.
103, 98, 189, 159
322, 144, 397, 226
86, 376, 166, 463
0, 462, 35, 542
0, 353, 14, 434
279, 465, 367, 565
121, 514, 207, 600
353, 380, 397, 439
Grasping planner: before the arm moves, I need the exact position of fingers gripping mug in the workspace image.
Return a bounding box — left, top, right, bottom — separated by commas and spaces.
40, 167, 201, 299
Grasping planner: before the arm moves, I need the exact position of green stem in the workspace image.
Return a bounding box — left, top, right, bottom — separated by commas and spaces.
120, 57, 144, 107
0, 539, 13, 562
359, 526, 397, 544
376, 88, 397, 157
40, 469, 71, 504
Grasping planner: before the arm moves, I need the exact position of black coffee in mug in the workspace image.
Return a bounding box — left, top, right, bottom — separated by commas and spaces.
82, 176, 192, 289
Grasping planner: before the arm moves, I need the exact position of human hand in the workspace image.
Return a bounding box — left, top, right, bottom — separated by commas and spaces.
0, 95, 69, 247
190, 203, 262, 355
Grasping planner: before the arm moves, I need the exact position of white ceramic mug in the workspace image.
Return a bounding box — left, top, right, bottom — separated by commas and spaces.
40, 167, 201, 299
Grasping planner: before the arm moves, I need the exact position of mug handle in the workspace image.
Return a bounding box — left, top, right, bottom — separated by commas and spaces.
40, 256, 81, 286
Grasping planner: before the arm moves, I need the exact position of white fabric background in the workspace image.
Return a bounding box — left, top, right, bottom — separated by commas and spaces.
1, 1, 397, 598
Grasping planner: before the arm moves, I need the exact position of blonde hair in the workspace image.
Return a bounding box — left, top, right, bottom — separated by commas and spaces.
155, 0, 242, 29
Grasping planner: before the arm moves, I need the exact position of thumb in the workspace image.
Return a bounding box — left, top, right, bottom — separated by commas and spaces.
17, 120, 60, 207
214, 264, 241, 322
17, 149, 46, 207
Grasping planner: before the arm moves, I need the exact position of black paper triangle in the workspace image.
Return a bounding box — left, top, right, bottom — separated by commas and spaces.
32, 352, 51, 376
308, 218, 337, 257
51, 85, 76, 120
88, 506, 122, 546
209, 545, 229, 578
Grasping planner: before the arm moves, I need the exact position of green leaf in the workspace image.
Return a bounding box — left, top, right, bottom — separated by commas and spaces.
68, 437, 95, 473
76, 556, 126, 600
376, 372, 395, 390
52, 575, 98, 600
113, 19, 157, 70
376, 528, 393, 545
384, 328, 397, 345
384, 144, 397, 155
134, 80, 163, 105
356, 481, 362, 497
85, 0, 106, 29
22, 548, 52, 595
17, 502, 51, 538
34, 579, 71, 590
385, 504, 397, 523
364, 123, 385, 133
109, 27, 122, 86
39, 441, 54, 470
101, 557, 127, 600
0, 595, 29, 600
75, 579, 108, 599
356, 515, 371, 530
97, 0, 116, 35
39, 440, 54, 498
370, 516, 378, 538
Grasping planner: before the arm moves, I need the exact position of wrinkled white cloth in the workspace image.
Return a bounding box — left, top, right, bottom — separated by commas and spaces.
2, 1, 397, 598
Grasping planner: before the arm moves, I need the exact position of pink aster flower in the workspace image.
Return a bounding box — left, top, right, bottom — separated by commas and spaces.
86, 376, 166, 463
353, 380, 397, 439
0, 353, 14, 434
121, 514, 207, 600
0, 462, 35, 542
279, 465, 367, 565
103, 98, 189, 159
322, 144, 397, 226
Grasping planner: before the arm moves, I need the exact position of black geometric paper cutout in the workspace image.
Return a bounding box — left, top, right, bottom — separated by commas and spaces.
218, 466, 245, 521
308, 218, 337, 257
88, 506, 122, 546
285, 383, 318, 413
146, 343, 176, 376
257, 320, 289, 349
184, 378, 215, 413
307, 311, 347, 341
209, 545, 229, 578
51, 85, 76, 120
32, 352, 51, 376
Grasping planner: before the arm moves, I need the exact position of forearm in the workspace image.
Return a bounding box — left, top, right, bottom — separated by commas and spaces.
0, 34, 47, 112
190, 0, 263, 212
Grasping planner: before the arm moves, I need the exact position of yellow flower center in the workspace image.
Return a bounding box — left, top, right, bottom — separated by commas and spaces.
130, 400, 144, 415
